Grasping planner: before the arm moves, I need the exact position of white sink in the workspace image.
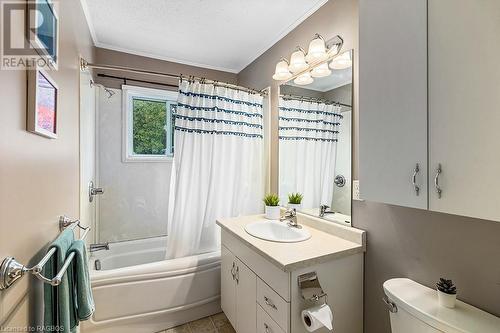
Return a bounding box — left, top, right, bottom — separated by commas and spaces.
244, 220, 311, 243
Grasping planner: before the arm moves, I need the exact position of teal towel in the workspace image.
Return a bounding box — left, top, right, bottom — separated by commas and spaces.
43, 228, 75, 333
67, 240, 95, 323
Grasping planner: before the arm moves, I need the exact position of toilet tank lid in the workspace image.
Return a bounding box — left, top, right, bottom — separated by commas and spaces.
383, 278, 500, 333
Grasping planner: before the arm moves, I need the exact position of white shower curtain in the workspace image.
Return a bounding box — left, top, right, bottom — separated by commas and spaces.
278, 97, 342, 208
166, 79, 264, 259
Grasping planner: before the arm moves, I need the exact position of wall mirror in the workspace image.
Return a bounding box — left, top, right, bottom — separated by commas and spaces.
278, 49, 353, 226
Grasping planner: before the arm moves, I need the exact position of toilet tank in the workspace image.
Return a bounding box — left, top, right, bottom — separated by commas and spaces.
383, 278, 500, 333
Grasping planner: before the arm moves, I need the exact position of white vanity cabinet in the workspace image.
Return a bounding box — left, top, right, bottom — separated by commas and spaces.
221, 246, 257, 333
218, 214, 365, 333
359, 0, 500, 222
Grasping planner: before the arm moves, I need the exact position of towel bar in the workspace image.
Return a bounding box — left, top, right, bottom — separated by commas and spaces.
0, 216, 90, 290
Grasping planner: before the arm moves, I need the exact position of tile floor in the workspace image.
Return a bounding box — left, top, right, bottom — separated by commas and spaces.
158, 312, 235, 333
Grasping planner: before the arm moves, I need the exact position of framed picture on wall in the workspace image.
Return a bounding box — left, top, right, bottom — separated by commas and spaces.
27, 0, 59, 69
27, 69, 58, 139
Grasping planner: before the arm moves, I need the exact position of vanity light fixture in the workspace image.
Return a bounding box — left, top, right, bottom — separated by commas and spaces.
294, 71, 314, 85
272, 34, 343, 82
272, 58, 293, 81
288, 47, 309, 74
305, 33, 328, 63
310, 62, 332, 78
330, 51, 352, 70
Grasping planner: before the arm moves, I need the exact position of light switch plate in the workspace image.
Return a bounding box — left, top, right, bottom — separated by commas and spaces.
353, 180, 362, 201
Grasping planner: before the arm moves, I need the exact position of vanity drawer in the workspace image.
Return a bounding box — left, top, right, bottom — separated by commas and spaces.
257, 304, 286, 333
257, 278, 289, 331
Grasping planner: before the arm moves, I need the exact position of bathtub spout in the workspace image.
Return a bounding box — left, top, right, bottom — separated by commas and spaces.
90, 243, 110, 252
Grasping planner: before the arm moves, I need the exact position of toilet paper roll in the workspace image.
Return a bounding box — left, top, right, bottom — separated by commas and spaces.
301, 304, 334, 332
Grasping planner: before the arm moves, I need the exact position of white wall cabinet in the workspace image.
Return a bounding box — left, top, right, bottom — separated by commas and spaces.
427, 0, 500, 221
359, 0, 428, 210
359, 0, 500, 222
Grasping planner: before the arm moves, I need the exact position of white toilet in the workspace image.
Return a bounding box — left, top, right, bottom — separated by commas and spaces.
383, 278, 500, 333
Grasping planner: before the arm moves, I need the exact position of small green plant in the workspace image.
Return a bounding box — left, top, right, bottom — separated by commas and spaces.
288, 192, 303, 204
436, 278, 457, 295
263, 193, 280, 206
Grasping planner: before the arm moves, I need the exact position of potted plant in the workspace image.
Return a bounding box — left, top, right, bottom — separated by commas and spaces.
263, 194, 280, 220
436, 278, 457, 308
287, 193, 303, 210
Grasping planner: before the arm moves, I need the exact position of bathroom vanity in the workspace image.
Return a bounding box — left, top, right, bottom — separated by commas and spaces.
217, 213, 365, 333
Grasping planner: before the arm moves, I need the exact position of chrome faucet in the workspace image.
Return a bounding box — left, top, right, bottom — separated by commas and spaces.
280, 208, 301, 228
89, 243, 109, 252
319, 205, 336, 217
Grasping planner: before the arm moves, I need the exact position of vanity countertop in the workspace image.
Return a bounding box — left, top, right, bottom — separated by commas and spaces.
216, 213, 366, 272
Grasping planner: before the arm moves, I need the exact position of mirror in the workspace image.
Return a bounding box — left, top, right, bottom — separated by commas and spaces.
278, 50, 353, 226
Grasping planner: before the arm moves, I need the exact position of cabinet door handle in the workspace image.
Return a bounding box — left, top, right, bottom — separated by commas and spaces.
231, 262, 236, 280
235, 266, 239, 284
264, 323, 272, 333
412, 163, 420, 196
264, 296, 277, 310
434, 164, 442, 198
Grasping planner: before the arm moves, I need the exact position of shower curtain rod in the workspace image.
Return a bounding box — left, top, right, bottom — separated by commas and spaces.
80, 59, 267, 96
280, 93, 352, 108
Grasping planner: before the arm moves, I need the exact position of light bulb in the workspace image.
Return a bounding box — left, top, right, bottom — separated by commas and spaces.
293, 72, 314, 85
330, 52, 352, 70
272, 59, 292, 81
305, 34, 328, 63
288, 48, 309, 73
310, 62, 332, 78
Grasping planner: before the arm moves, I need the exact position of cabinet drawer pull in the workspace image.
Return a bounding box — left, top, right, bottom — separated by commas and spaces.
264, 296, 277, 310
231, 262, 236, 280
434, 164, 442, 198
264, 323, 272, 333
412, 163, 420, 196
235, 266, 239, 284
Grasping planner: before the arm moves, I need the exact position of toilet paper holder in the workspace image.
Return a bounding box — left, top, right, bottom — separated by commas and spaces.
298, 272, 328, 304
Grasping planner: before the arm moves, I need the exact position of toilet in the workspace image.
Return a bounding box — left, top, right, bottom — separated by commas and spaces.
383, 278, 500, 333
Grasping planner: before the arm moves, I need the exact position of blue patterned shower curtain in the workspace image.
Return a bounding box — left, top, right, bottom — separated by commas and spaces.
278, 97, 342, 208
166, 79, 265, 259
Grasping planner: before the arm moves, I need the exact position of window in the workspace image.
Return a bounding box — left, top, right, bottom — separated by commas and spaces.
123, 85, 177, 162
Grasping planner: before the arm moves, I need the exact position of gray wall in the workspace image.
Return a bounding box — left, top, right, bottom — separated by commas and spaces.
324, 83, 352, 105
354, 201, 500, 332
237, 1, 500, 332
0, 0, 95, 329
94, 47, 238, 90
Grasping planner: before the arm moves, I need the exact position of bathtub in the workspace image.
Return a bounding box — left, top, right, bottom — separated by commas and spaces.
81, 236, 221, 333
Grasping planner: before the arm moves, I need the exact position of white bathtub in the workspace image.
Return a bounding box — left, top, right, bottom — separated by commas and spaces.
81, 237, 221, 333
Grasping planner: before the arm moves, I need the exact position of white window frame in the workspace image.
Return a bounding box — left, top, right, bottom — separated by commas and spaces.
122, 85, 178, 162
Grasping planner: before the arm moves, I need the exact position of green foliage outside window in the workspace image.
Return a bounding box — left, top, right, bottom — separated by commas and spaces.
132, 98, 169, 155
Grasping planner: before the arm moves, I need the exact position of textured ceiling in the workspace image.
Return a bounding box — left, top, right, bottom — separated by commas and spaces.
80, 0, 328, 73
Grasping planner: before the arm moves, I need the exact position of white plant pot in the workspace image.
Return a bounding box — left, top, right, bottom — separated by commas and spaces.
265, 206, 281, 220
437, 290, 457, 308
287, 203, 302, 211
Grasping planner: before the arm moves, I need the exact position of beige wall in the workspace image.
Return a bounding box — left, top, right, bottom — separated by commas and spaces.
237, 1, 500, 333
238, 0, 359, 193
0, 0, 95, 329
93, 47, 238, 90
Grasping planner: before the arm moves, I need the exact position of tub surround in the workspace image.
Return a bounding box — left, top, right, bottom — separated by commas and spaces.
216, 212, 365, 272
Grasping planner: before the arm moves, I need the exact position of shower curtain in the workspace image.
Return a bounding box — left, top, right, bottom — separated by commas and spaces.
166, 79, 265, 259
278, 97, 342, 208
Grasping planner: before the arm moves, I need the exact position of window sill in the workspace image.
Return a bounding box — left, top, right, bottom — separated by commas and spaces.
123, 155, 174, 163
